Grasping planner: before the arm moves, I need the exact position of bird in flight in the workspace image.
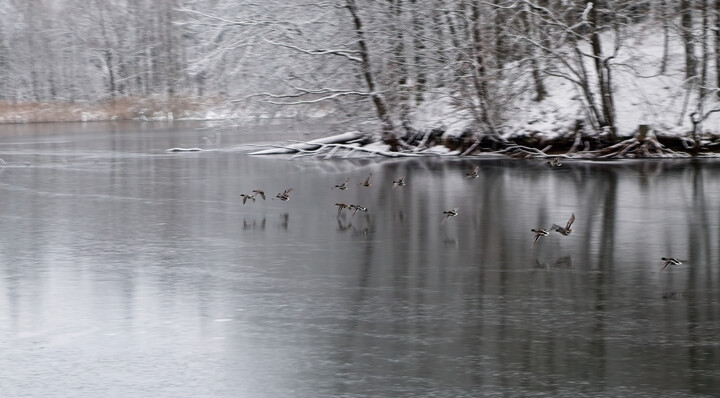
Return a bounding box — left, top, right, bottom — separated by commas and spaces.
252, 190, 266, 200
531, 228, 549, 246
335, 203, 350, 217
359, 173, 372, 187
660, 257, 683, 270
466, 166, 479, 178
393, 177, 406, 187
349, 204, 367, 216
442, 208, 459, 224
275, 188, 293, 201
551, 213, 575, 235
333, 177, 350, 190
240, 193, 255, 205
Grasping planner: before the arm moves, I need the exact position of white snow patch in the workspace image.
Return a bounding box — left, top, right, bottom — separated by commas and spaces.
424, 145, 451, 154
403, 22, 715, 140
361, 141, 391, 152
408, 94, 474, 137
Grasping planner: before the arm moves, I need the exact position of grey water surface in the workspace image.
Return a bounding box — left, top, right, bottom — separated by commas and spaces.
1, 122, 719, 397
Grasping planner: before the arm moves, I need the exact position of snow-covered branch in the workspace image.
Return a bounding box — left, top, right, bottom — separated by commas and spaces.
264, 91, 369, 105
262, 37, 363, 63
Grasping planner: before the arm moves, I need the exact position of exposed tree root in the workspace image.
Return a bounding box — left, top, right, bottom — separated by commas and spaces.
495, 144, 549, 159
248, 126, 713, 160
587, 127, 690, 158
460, 140, 481, 156
252, 140, 433, 159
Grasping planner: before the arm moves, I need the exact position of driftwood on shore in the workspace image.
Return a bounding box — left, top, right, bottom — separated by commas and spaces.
166, 147, 203, 152
249, 131, 433, 158
249, 131, 366, 155
287, 142, 431, 159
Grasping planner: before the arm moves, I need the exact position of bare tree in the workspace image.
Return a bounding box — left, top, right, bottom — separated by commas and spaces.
588, 0, 617, 139
345, 0, 394, 133
716, 0, 720, 98
680, 0, 698, 80
657, 0, 672, 74
0, 0, 716, 155
515, 0, 625, 139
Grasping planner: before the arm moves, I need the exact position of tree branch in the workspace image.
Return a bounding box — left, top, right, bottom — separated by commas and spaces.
262, 37, 362, 62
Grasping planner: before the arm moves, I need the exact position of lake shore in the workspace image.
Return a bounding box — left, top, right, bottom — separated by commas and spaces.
3, 100, 720, 159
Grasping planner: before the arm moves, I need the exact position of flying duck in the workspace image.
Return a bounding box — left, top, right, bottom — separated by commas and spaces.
275, 188, 293, 201
349, 204, 368, 216
333, 177, 350, 190
359, 173, 372, 187
551, 213, 575, 236
531, 228, 550, 246
240, 193, 255, 205
252, 190, 266, 200
660, 257, 683, 270
442, 208, 459, 224
335, 203, 350, 217
466, 166, 479, 178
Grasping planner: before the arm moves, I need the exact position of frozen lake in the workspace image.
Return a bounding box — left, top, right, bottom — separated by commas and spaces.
1, 121, 719, 397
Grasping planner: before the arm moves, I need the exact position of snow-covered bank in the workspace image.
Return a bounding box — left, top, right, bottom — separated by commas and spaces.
385, 21, 720, 158
6, 20, 720, 160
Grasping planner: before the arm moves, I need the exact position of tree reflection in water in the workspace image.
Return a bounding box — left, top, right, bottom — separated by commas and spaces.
1, 123, 719, 397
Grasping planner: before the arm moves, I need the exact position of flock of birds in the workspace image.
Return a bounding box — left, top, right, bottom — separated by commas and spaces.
539, 160, 684, 271
238, 161, 685, 271
533, 220, 685, 271
238, 188, 293, 204
530, 213, 575, 246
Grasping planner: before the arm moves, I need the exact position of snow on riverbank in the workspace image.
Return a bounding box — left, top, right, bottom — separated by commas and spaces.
2, 23, 717, 154
405, 23, 713, 145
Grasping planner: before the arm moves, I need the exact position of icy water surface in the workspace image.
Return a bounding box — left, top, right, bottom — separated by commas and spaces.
1, 122, 719, 397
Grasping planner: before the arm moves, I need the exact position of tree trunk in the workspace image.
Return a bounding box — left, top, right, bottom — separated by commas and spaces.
681, 0, 698, 80
716, 0, 720, 98
389, 0, 409, 124
570, 39, 601, 131
521, 3, 547, 101
411, 1, 426, 105
589, 0, 617, 140
470, 2, 487, 99
699, 0, 709, 105
346, 0, 395, 134
469, 1, 496, 135
442, 3, 463, 85
430, 3, 448, 86
493, 6, 509, 73
0, 27, 7, 100
659, 0, 670, 74
103, 49, 116, 100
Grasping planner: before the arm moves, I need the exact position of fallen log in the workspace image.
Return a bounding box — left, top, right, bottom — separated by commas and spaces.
286, 142, 431, 159
166, 147, 203, 152
249, 131, 365, 155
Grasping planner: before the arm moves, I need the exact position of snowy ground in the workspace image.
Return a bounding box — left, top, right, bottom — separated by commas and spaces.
2, 23, 718, 150
408, 23, 718, 143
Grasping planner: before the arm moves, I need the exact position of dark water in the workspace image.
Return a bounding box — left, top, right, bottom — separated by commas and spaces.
1, 121, 719, 397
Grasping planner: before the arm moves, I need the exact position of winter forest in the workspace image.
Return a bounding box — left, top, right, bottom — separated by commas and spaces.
3, 1, 720, 157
